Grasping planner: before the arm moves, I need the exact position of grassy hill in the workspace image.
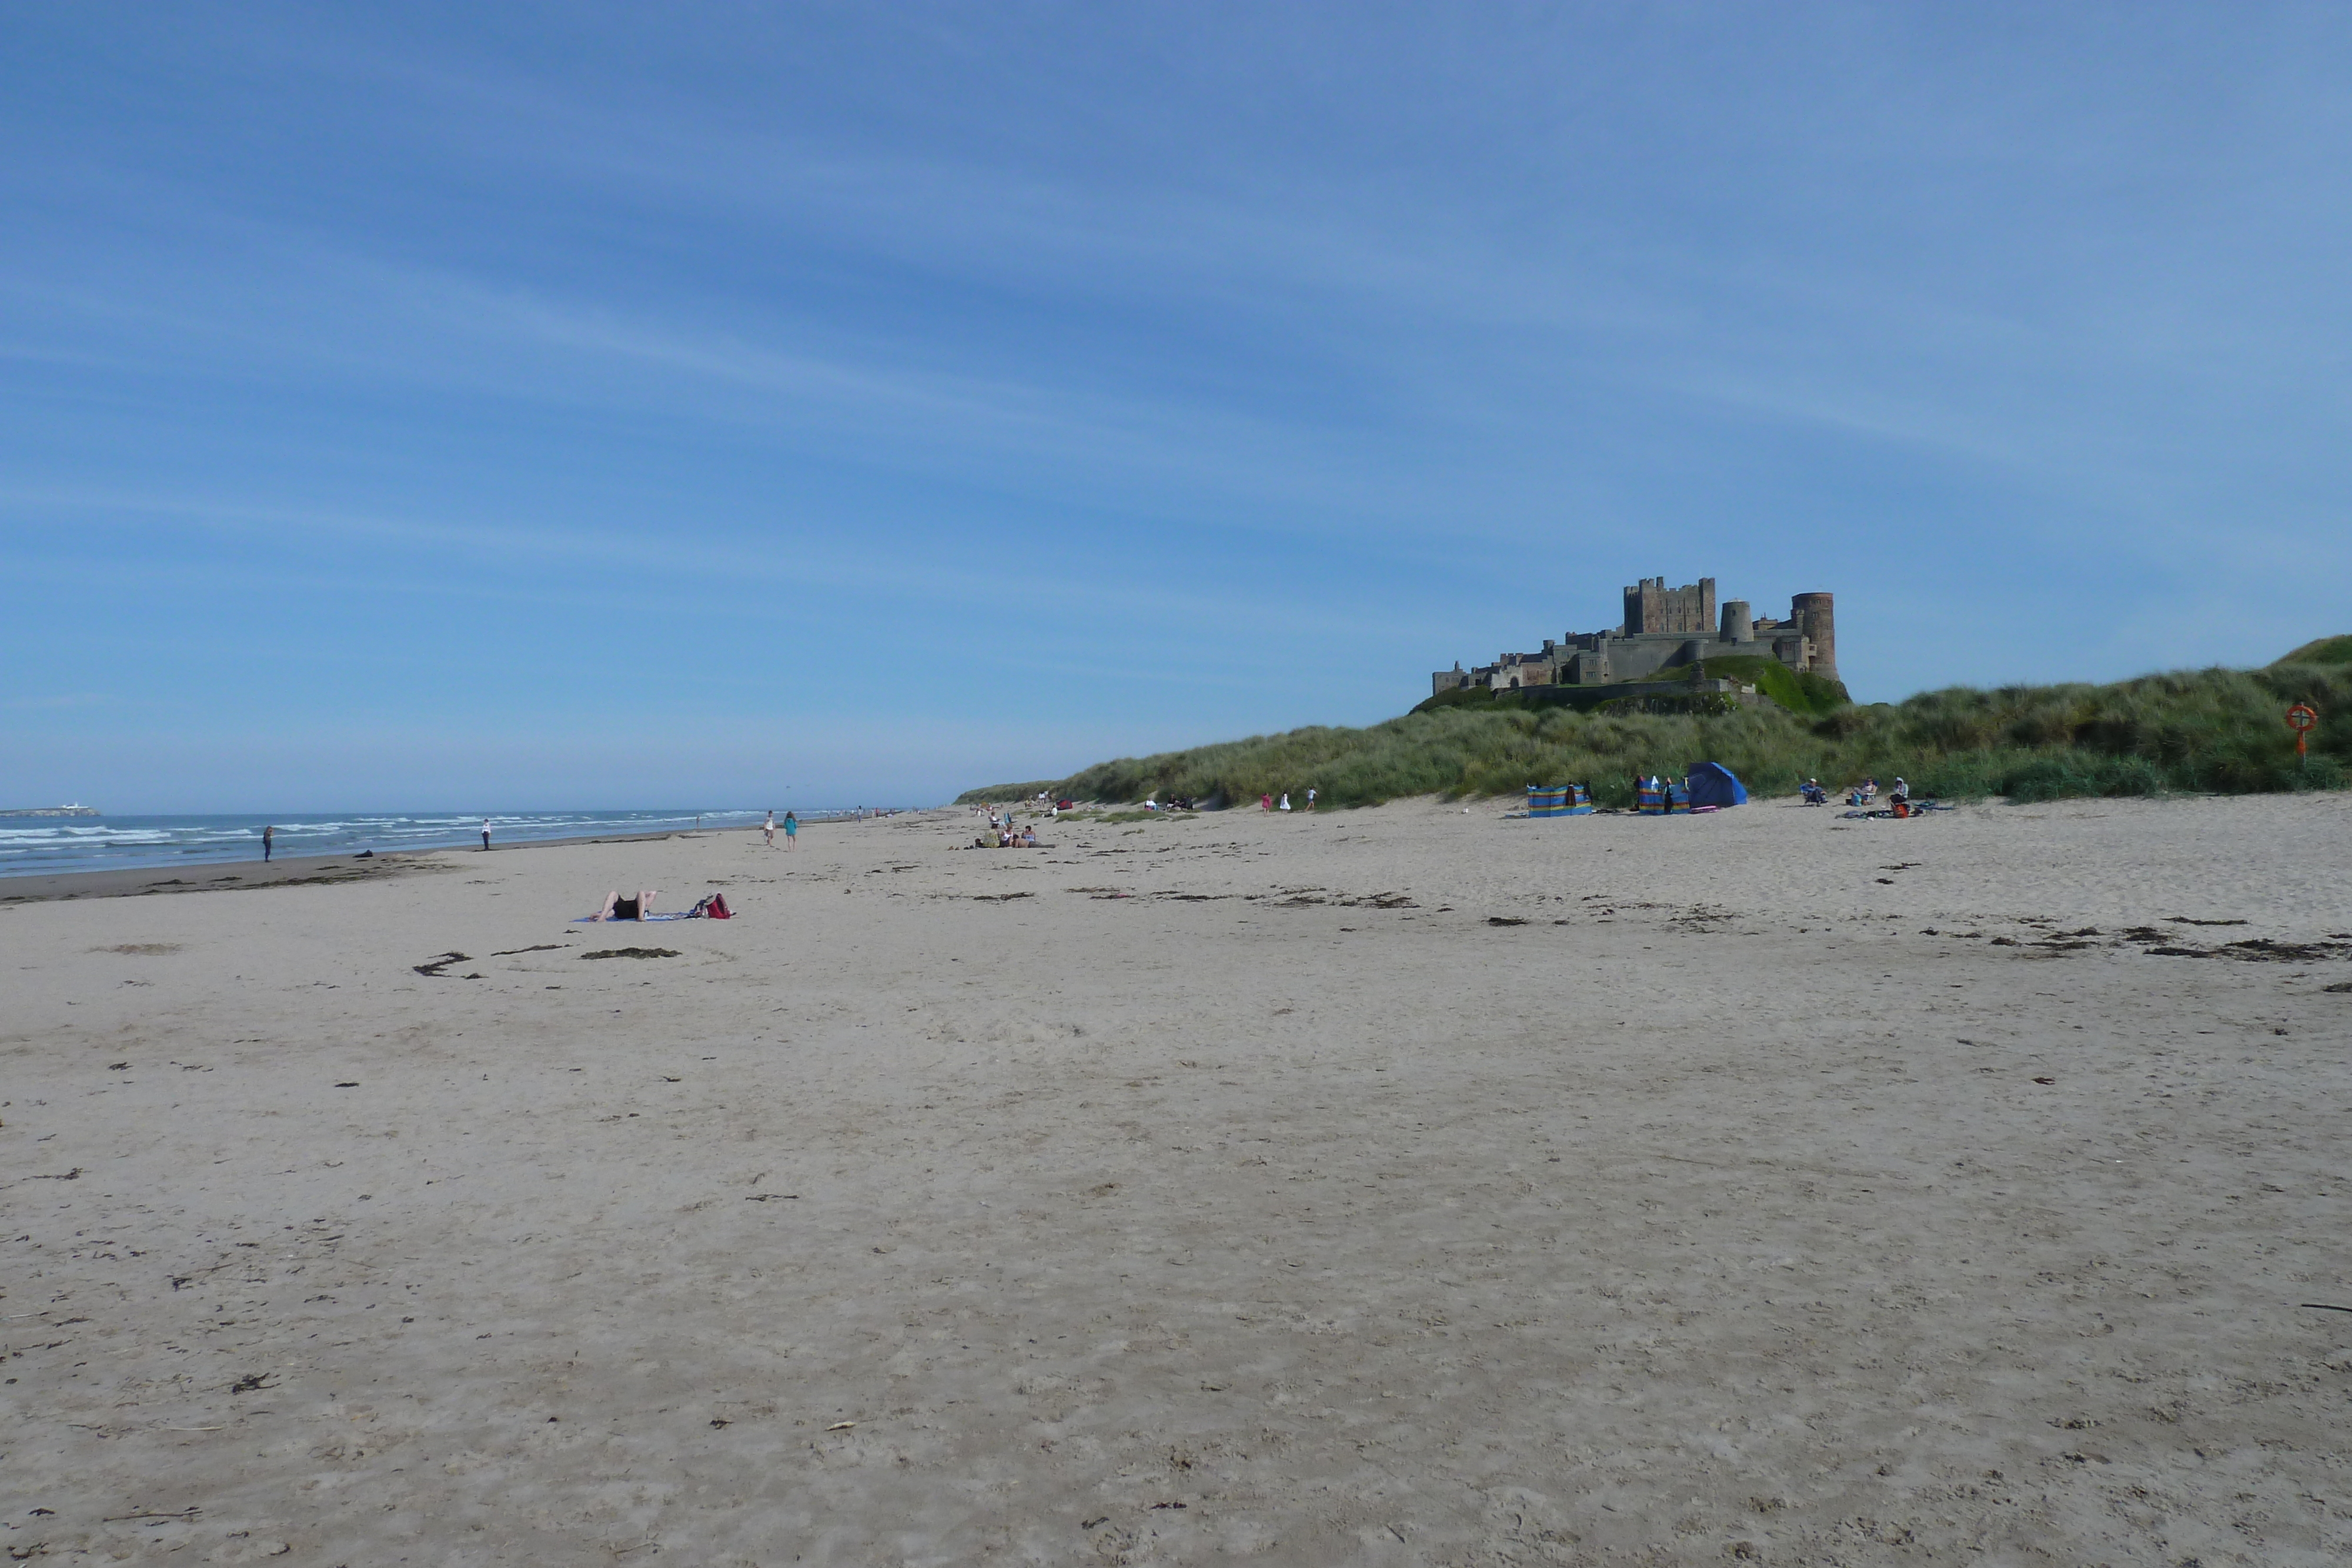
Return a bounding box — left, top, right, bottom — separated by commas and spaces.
973, 643, 2352, 809
2275, 635, 2352, 667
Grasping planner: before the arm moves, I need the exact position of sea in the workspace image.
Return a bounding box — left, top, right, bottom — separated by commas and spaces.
0, 809, 863, 880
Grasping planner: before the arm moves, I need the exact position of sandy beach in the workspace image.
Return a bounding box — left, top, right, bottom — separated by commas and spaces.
5, 792, 2350, 1565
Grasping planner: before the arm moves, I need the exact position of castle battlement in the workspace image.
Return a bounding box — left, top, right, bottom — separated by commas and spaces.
1433, 577, 1835, 698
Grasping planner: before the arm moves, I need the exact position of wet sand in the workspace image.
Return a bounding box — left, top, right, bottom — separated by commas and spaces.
4, 793, 2350, 1564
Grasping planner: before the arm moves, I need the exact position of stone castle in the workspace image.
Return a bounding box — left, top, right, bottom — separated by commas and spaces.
1432, 577, 1836, 698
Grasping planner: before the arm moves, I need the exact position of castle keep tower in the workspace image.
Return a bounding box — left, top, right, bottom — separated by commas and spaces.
1790, 592, 1836, 681
1622, 576, 1716, 636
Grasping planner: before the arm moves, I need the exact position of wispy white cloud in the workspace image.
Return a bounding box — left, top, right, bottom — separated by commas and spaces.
0, 483, 1453, 653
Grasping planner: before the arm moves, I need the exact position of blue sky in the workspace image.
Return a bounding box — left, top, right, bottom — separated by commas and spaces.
5, 4, 2349, 810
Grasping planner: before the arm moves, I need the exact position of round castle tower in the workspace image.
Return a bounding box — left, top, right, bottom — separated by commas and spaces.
1790, 592, 1836, 680
1720, 600, 1753, 643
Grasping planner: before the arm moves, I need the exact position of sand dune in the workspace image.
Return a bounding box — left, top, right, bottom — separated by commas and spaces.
4, 793, 2350, 1564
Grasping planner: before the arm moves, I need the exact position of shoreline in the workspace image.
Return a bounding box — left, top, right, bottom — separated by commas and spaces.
0, 826, 721, 904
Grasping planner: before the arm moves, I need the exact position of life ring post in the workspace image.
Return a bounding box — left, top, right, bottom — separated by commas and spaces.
2286, 701, 2318, 764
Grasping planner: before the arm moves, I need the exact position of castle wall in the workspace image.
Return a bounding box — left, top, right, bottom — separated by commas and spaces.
1583, 634, 1698, 683
1436, 579, 1834, 700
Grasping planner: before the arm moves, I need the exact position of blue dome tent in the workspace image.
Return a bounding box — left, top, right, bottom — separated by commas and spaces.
1686, 761, 1749, 808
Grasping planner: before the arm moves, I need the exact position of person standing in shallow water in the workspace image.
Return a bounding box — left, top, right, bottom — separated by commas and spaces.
262, 824, 273, 862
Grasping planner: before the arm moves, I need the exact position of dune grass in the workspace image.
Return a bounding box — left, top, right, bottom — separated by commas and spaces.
953, 779, 1064, 806
1019, 653, 2351, 810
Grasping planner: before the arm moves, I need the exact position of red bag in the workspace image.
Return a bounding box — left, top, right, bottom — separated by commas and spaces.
707, 892, 732, 919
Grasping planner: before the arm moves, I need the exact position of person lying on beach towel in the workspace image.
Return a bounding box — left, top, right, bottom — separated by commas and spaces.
590, 890, 660, 921
576, 891, 732, 921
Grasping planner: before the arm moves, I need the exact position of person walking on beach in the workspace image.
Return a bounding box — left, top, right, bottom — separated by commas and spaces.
764, 810, 776, 848
1306, 787, 1315, 811
783, 810, 797, 849
1279, 792, 1291, 812
262, 824, 274, 862
480, 818, 492, 852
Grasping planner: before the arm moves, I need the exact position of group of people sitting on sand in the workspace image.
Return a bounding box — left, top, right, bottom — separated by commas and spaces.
1799, 775, 1917, 811
1826, 774, 1939, 818
1839, 776, 1909, 808
967, 801, 1054, 848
